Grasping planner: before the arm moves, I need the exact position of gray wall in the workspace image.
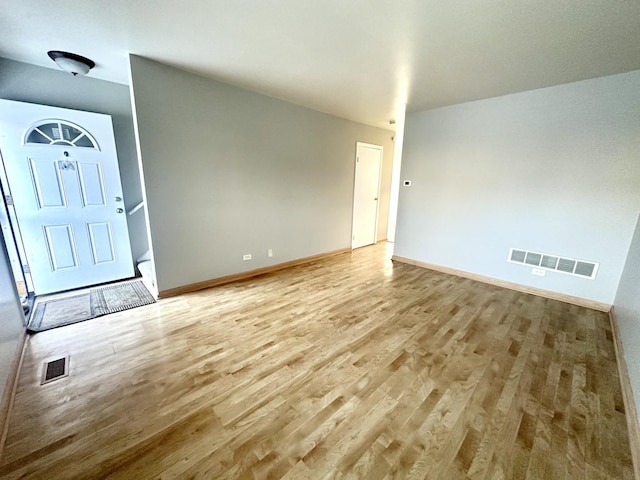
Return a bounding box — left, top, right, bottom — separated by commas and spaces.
615, 214, 640, 419
395, 70, 640, 305
0, 57, 148, 261
0, 231, 25, 408
128, 55, 394, 293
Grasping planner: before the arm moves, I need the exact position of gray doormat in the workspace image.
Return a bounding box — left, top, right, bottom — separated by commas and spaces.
28, 280, 156, 333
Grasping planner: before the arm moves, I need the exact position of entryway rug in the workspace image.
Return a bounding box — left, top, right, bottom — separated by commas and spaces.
28, 280, 156, 333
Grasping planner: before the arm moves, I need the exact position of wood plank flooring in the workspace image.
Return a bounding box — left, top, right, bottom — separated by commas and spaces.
0, 243, 634, 479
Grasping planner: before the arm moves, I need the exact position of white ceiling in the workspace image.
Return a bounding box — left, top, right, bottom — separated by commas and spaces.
2, 0, 640, 130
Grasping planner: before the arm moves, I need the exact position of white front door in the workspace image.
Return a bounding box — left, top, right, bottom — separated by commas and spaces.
0, 99, 133, 295
352, 142, 382, 249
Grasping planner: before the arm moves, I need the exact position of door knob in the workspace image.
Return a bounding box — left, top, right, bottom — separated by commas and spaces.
374, 197, 378, 200
116, 208, 124, 213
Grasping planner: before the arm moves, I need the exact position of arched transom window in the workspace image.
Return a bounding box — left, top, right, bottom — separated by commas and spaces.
24, 120, 99, 150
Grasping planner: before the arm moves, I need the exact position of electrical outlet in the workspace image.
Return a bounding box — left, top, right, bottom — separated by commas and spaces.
531, 268, 546, 277
268, 249, 273, 258
243, 254, 252, 261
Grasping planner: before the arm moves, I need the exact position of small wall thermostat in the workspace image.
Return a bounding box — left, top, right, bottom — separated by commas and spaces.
403, 180, 412, 186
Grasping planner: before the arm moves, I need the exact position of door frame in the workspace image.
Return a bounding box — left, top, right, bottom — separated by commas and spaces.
0, 150, 33, 294
351, 142, 383, 249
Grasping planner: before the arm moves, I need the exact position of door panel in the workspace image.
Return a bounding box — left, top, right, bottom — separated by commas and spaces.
0, 99, 133, 294
87, 222, 115, 264
78, 162, 107, 207
29, 158, 67, 208
352, 143, 383, 249
44, 224, 78, 271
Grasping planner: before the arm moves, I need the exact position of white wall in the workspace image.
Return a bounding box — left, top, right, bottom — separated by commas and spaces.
128, 55, 394, 293
615, 214, 640, 418
0, 57, 149, 261
0, 232, 25, 408
395, 70, 640, 305
387, 106, 406, 243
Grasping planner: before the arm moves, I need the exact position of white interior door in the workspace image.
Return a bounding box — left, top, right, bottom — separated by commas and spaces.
0, 99, 133, 295
352, 142, 382, 249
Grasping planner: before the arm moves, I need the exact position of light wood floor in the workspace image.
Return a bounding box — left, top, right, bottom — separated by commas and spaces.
0, 243, 634, 479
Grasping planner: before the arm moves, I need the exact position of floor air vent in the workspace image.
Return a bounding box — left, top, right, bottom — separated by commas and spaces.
509, 248, 598, 279
42, 356, 69, 384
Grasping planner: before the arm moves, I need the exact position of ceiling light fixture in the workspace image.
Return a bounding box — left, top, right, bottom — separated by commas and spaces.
47, 50, 95, 76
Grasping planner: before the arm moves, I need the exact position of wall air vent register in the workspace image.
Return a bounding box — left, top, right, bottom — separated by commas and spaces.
508, 248, 598, 279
